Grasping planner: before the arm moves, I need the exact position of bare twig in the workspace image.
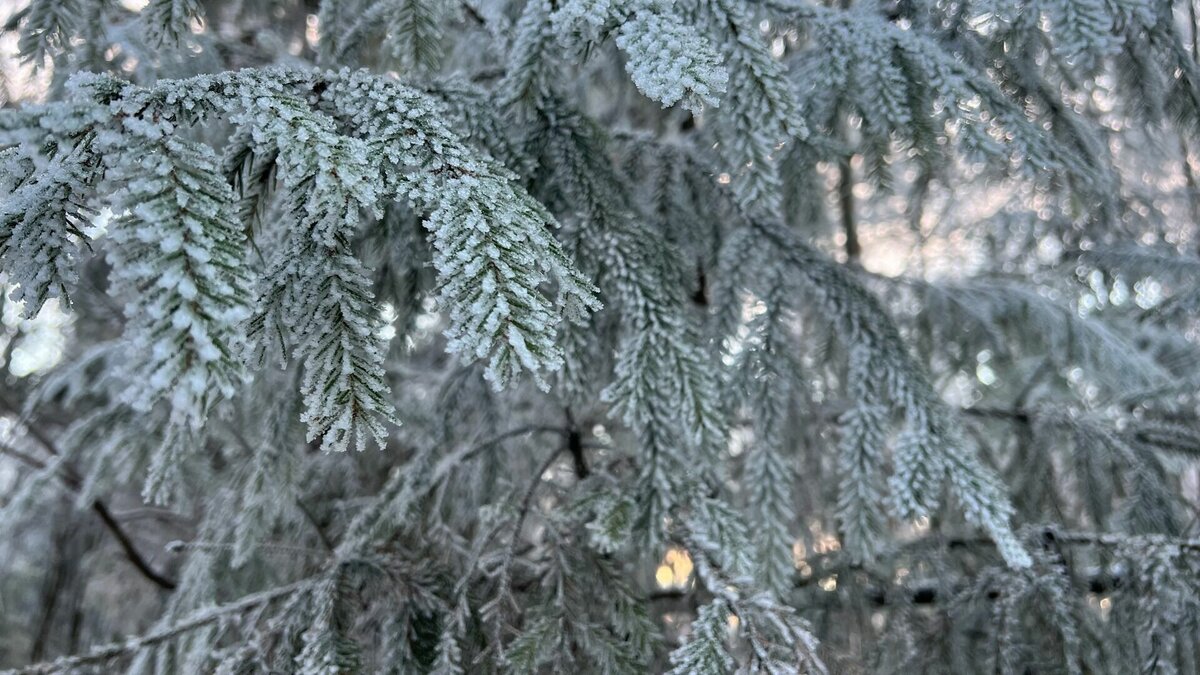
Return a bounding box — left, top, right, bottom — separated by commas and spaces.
295, 498, 336, 553
0, 396, 178, 590
90, 502, 177, 590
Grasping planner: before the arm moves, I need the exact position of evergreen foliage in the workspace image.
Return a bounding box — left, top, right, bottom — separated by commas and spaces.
1, 0, 1200, 672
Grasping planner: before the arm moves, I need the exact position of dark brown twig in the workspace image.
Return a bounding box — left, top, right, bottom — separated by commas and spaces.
0, 395, 177, 590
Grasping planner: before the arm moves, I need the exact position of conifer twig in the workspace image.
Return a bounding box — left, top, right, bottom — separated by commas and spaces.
7, 579, 313, 674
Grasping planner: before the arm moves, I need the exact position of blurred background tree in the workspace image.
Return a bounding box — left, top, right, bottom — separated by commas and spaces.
1, 0, 1200, 672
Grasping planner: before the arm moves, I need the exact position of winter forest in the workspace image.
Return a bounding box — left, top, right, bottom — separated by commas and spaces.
1, 0, 1200, 671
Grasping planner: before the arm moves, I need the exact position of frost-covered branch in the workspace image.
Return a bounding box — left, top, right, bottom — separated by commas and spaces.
10, 579, 312, 674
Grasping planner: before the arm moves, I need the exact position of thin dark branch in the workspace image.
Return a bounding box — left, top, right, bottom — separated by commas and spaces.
510, 447, 567, 561
295, 498, 335, 553
564, 407, 589, 479
455, 425, 571, 466
90, 502, 177, 590
961, 406, 1031, 424
0, 441, 50, 472
0, 396, 177, 591
497, 446, 568, 608
838, 153, 859, 262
